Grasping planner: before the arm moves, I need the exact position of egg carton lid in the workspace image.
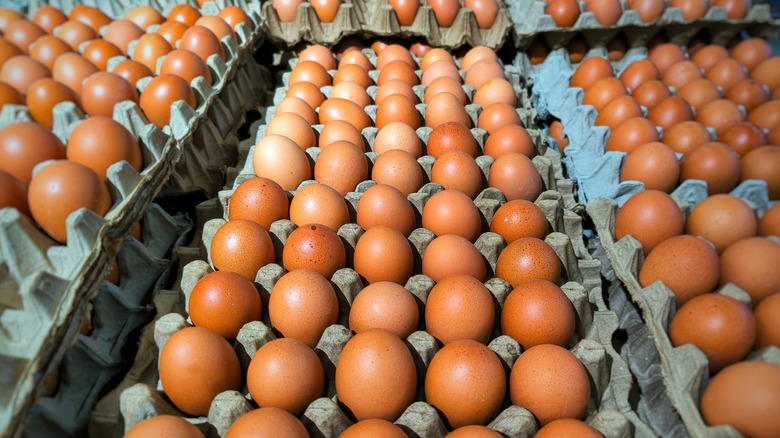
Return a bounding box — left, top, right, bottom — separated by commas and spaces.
587, 196, 780, 437
261, 0, 513, 51
510, 0, 780, 51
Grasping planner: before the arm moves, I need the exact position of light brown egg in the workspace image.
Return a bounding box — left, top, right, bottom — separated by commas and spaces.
252, 134, 311, 191
421, 48, 455, 70
473, 78, 517, 109
341, 419, 407, 438
621, 141, 680, 193
685, 194, 757, 253
648, 43, 686, 77
377, 60, 418, 87
669, 0, 708, 19
319, 97, 372, 131
422, 189, 482, 241
691, 45, 730, 72
289, 60, 331, 88
648, 96, 693, 131
349, 282, 418, 338
355, 225, 414, 284
423, 234, 486, 282
490, 199, 548, 243
488, 152, 543, 202
314, 140, 368, 196
211, 219, 274, 280
677, 78, 722, 111
421, 60, 461, 87
662, 120, 712, 156
333, 66, 372, 90
376, 93, 421, 129
464, 59, 505, 90
632, 79, 671, 110
376, 44, 415, 70
721, 122, 766, 157
266, 112, 316, 151
356, 184, 415, 235
680, 141, 740, 195
495, 236, 561, 286
298, 44, 337, 70
424, 76, 467, 105
720, 237, 780, 305
699, 100, 747, 138
706, 58, 747, 93
462, 46, 498, 71
287, 81, 325, 109
372, 149, 424, 196
431, 150, 482, 199
751, 57, 780, 91
102, 20, 144, 56
4, 19, 45, 55
276, 96, 318, 126
339, 49, 372, 71
125, 416, 204, 438
133, 33, 173, 73
31, 6, 67, 35
725, 79, 769, 113
582, 77, 627, 112
619, 59, 659, 92
0, 55, 51, 96
484, 124, 534, 159
477, 102, 522, 134
377, 78, 418, 106
425, 275, 495, 345
615, 190, 683, 254
747, 100, 780, 131
425, 91, 471, 129
225, 407, 308, 438
373, 121, 422, 157
269, 268, 339, 347
587, 0, 623, 25
731, 38, 772, 72
662, 61, 704, 91
571, 56, 614, 91
595, 95, 643, 130
606, 117, 660, 154
289, 183, 349, 232
66, 116, 142, 180
27, 35, 71, 70
320, 120, 364, 150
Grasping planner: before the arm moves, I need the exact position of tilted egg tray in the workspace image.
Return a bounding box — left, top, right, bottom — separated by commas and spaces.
522, 46, 775, 208
510, 0, 780, 51
0, 2, 269, 436
587, 192, 780, 438
260, 0, 513, 50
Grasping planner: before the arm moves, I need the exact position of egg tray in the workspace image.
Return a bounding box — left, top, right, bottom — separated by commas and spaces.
509, 0, 779, 51
24, 0, 257, 19
523, 46, 776, 209
260, 0, 513, 51
17, 204, 192, 438
587, 195, 780, 438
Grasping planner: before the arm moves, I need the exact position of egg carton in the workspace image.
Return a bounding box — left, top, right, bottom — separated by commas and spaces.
24, 0, 259, 19
509, 0, 780, 51
523, 46, 775, 209
260, 0, 513, 50
587, 195, 780, 438
20, 204, 192, 438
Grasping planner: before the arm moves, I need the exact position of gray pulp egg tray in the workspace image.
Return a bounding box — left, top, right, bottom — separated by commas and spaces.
509, 0, 779, 51
260, 0, 513, 50
587, 195, 780, 438
519, 45, 775, 211
86, 58, 654, 438
0, 1, 268, 436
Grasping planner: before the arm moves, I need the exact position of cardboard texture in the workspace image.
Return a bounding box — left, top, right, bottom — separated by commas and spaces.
261, 0, 513, 50
0, 2, 269, 436
588, 194, 780, 438
510, 1, 780, 51
525, 46, 776, 209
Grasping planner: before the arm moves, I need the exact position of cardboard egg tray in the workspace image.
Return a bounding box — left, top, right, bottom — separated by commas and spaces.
523, 46, 775, 209
260, 0, 513, 50
587, 194, 780, 438
0, 2, 269, 436
509, 0, 780, 51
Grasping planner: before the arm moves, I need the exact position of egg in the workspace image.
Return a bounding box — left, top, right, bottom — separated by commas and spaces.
341, 419, 406, 437
473, 78, 517, 109
189, 270, 261, 339
0, 9, 22, 31
225, 407, 309, 438
422, 189, 482, 241
333, 65, 372, 90
267, 112, 315, 150
252, 134, 311, 191
488, 152, 544, 202
447, 426, 503, 437
701, 361, 780, 437
54, 20, 96, 51
483, 124, 534, 159
676, 78, 722, 111
349, 281, 418, 338
528, 38, 550, 65
219, 6, 254, 31
194, 15, 236, 42
669, 293, 756, 374
425, 340, 505, 428
66, 116, 142, 179
51, 53, 97, 95
211, 219, 275, 280
229, 177, 289, 230
336, 329, 416, 421
134, 33, 174, 73
102, 20, 144, 57
690, 45, 729, 72
619, 59, 659, 92
632, 79, 671, 110
571, 57, 614, 91
311, 0, 342, 22
587, 0, 622, 25
272, 0, 305, 22
720, 237, 780, 305
156, 21, 189, 46
425, 92, 471, 129
510, 344, 590, 425
319, 120, 363, 150
319, 97, 372, 131
431, 150, 482, 199
354, 225, 413, 284
608, 35, 628, 61
4, 20, 45, 55
496, 236, 560, 286
464, 59, 505, 90
423, 234, 487, 282
648, 43, 686, 77
371, 149, 424, 196
741, 146, 780, 199
1, 55, 51, 96
548, 120, 569, 154
314, 140, 368, 195
721, 122, 766, 157
669, 0, 708, 19
356, 184, 416, 235
376, 45, 415, 70
420, 48, 455, 70
490, 200, 548, 244
160, 49, 213, 85
426, 121, 478, 158
680, 141, 740, 195
283, 223, 346, 278
615, 190, 683, 254
0, 80, 23, 111
81, 72, 139, 118
747, 100, 780, 131
712, 0, 748, 19
27, 36, 71, 70
502, 279, 574, 349
731, 38, 772, 72
421, 61, 461, 88
605, 117, 659, 154
25, 78, 80, 129
0, 169, 30, 216
68, 5, 110, 33
547, 0, 580, 27
81, 40, 123, 72
31, 6, 67, 35
725, 79, 768, 113
140, 74, 197, 128
0, 121, 65, 185
159, 326, 241, 416
466, 0, 499, 28
124, 416, 204, 438
661, 120, 712, 156
662, 61, 703, 92
179, 25, 226, 63
376, 93, 420, 129
425, 275, 495, 344
373, 121, 422, 157
685, 194, 757, 253
246, 338, 324, 415
424, 76, 466, 105
269, 267, 338, 347
595, 95, 643, 130
389, 0, 420, 25
648, 96, 693, 131
620, 141, 680, 193
167, 4, 202, 27
759, 204, 780, 237
461, 46, 497, 71
477, 103, 522, 135
582, 77, 627, 112
755, 293, 780, 349
429, 0, 462, 26
125, 6, 165, 30
286, 81, 325, 109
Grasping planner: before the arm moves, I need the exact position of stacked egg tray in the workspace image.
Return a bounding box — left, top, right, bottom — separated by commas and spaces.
524, 45, 775, 209
87, 53, 656, 437
0, 1, 269, 436
261, 0, 513, 50
509, 0, 779, 51
587, 196, 780, 437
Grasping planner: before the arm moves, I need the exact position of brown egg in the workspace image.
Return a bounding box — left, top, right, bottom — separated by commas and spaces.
229, 177, 289, 230
0, 169, 30, 216
349, 282, 418, 338
167, 4, 202, 27
160, 49, 213, 85
102, 20, 145, 57
269, 268, 339, 346
755, 293, 780, 348
420, 48, 455, 70
336, 329, 416, 421
156, 21, 189, 47
319, 97, 372, 131
595, 95, 643, 131
425, 91, 471, 129
488, 152, 543, 202
377, 60, 418, 88
621, 141, 680, 193
464, 59, 505, 90
421, 60, 460, 87
68, 5, 110, 33
721, 122, 766, 157
81, 72, 139, 118
272, 0, 305, 22
483, 124, 533, 159
725, 79, 769, 113
426, 275, 495, 344
510, 344, 590, 425
0, 55, 51, 96
376, 44, 415, 70
685, 194, 757, 253
720, 237, 780, 305
290, 182, 349, 232
571, 57, 614, 91
639, 235, 719, 306
669, 294, 756, 374
426, 121, 477, 158
606, 117, 660, 154
462, 46, 497, 71
431, 150, 482, 199
53, 20, 96, 51
252, 134, 311, 191
528, 37, 550, 65
731, 38, 772, 72
0, 80, 23, 111
354, 225, 414, 284
615, 190, 684, 254
339, 49, 372, 72
422, 189, 481, 241
587, 0, 623, 25
662, 120, 712, 156
547, 0, 581, 27
276, 96, 318, 126
536, 419, 602, 438
607, 35, 628, 61
333, 65, 372, 90
225, 407, 308, 438
742, 146, 780, 199
669, 0, 708, 19
447, 426, 503, 437
690, 45, 729, 72
189, 270, 262, 339
25, 78, 80, 129
632, 79, 671, 110
194, 16, 235, 43
712, 0, 748, 19
374, 121, 422, 157
496, 237, 561, 287
662, 61, 704, 91
582, 77, 627, 112
619, 60, 660, 92
0, 122, 65, 185
372, 149, 424, 196
648, 43, 686, 77
283, 223, 346, 278
424, 76, 467, 105
341, 420, 406, 438
490, 199, 548, 243
133, 33, 173, 73
267, 112, 315, 150
125, 6, 165, 31
178, 25, 225, 63
701, 361, 780, 437
311, 0, 343, 23
139, 74, 198, 128
289, 61, 331, 88
770, 125, 780, 146
125, 415, 204, 438
0, 9, 22, 32
26, 35, 69, 70
747, 100, 780, 131
759, 204, 780, 237
751, 57, 780, 91
466, 0, 499, 28
706, 58, 747, 93
502, 279, 574, 349
477, 102, 521, 134
378, 78, 418, 106
5, 20, 44, 55
158, 326, 241, 416
648, 96, 693, 131
677, 78, 722, 111
356, 184, 415, 235
31, 6, 67, 35
286, 80, 325, 109
680, 141, 740, 195
211, 219, 274, 280
410, 43, 432, 58
423, 234, 486, 282
473, 78, 517, 109
218, 6, 254, 31
548, 120, 569, 154
376, 93, 420, 129
66, 116, 142, 180
425, 340, 505, 428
